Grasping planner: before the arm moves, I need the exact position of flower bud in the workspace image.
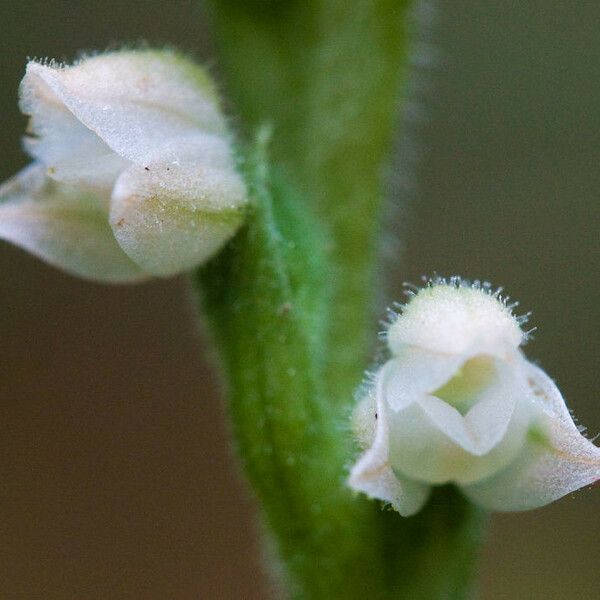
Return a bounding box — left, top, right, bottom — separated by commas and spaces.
349, 277, 600, 516
0, 50, 246, 282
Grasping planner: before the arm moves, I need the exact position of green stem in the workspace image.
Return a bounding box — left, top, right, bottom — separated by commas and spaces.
195, 2, 487, 598
207, 0, 413, 400
197, 134, 391, 598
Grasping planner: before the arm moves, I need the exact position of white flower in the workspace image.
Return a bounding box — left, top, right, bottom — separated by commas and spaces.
349, 278, 600, 516
0, 50, 247, 282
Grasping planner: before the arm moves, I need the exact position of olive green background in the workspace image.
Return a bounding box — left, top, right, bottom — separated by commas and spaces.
0, 1, 598, 598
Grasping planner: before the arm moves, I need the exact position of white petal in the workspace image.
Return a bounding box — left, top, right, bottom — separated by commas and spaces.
382, 347, 464, 411
109, 135, 246, 277
22, 51, 226, 166
348, 373, 431, 517
522, 360, 580, 428
427, 360, 519, 455
0, 162, 47, 197
0, 165, 147, 283
462, 410, 600, 511
352, 391, 378, 450
388, 283, 523, 359
20, 75, 130, 189
388, 359, 529, 484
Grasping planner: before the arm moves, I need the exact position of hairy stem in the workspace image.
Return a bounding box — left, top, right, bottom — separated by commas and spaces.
207, 0, 412, 402
195, 2, 486, 598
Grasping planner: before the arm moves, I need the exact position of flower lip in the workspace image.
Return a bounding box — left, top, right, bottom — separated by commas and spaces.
389, 353, 519, 457
433, 355, 497, 415
0, 164, 148, 283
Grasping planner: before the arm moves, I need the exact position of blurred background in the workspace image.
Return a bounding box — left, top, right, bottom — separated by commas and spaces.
0, 1, 598, 598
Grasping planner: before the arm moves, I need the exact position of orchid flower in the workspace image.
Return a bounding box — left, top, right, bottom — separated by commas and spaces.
349, 278, 600, 516
0, 50, 246, 282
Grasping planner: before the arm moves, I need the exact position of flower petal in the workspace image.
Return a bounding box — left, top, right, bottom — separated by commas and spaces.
349, 373, 431, 516
0, 165, 147, 283
425, 360, 519, 455
388, 359, 529, 484
382, 347, 464, 411
20, 75, 130, 189
461, 409, 600, 511
388, 283, 523, 359
109, 135, 247, 277
22, 51, 226, 166
522, 360, 580, 428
